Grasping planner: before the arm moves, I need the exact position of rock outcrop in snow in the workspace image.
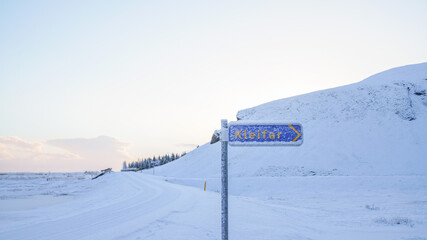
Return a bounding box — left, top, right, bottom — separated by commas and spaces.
237, 63, 427, 123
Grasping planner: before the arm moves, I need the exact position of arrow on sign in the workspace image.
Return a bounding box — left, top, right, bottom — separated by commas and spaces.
288, 125, 301, 142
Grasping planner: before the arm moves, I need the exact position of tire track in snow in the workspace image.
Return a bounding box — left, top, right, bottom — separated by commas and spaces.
0, 173, 186, 240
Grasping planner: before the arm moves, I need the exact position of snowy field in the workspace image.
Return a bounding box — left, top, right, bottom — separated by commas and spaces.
0, 172, 426, 240
0, 172, 97, 211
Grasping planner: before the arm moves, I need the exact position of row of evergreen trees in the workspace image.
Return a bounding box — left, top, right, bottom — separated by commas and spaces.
127, 152, 187, 170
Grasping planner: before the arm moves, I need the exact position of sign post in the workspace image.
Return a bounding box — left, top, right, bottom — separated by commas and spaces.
220, 119, 228, 240
218, 120, 303, 240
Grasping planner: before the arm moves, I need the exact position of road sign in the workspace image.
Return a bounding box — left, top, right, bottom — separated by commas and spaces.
228, 122, 303, 146
214, 120, 303, 240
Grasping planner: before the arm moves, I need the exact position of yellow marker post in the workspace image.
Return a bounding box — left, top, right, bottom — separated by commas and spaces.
204, 180, 207, 191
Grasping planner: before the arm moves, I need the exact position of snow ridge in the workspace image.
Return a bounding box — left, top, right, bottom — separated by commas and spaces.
237, 62, 427, 123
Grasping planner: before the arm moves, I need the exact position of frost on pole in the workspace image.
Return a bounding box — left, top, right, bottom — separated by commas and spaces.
220, 119, 228, 240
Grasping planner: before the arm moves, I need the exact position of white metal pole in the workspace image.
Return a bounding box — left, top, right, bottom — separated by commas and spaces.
221, 119, 228, 240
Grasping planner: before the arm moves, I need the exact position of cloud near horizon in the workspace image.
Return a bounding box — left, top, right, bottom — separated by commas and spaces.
0, 136, 133, 172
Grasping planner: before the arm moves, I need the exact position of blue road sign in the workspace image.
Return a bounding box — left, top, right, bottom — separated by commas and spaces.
218, 120, 302, 240
228, 122, 303, 146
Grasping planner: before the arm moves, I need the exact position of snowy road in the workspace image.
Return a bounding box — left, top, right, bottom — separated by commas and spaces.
1, 172, 426, 240
1, 173, 221, 239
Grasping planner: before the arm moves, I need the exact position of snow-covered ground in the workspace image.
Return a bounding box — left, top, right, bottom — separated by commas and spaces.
0, 172, 96, 211
0, 172, 426, 240
1, 63, 426, 239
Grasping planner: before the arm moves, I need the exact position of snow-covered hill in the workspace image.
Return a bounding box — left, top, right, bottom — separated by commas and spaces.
155, 62, 427, 178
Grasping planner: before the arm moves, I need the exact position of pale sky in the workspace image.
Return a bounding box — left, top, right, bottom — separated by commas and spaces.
1, 0, 426, 172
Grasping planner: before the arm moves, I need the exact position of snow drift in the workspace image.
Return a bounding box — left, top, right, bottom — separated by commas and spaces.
155, 63, 427, 177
